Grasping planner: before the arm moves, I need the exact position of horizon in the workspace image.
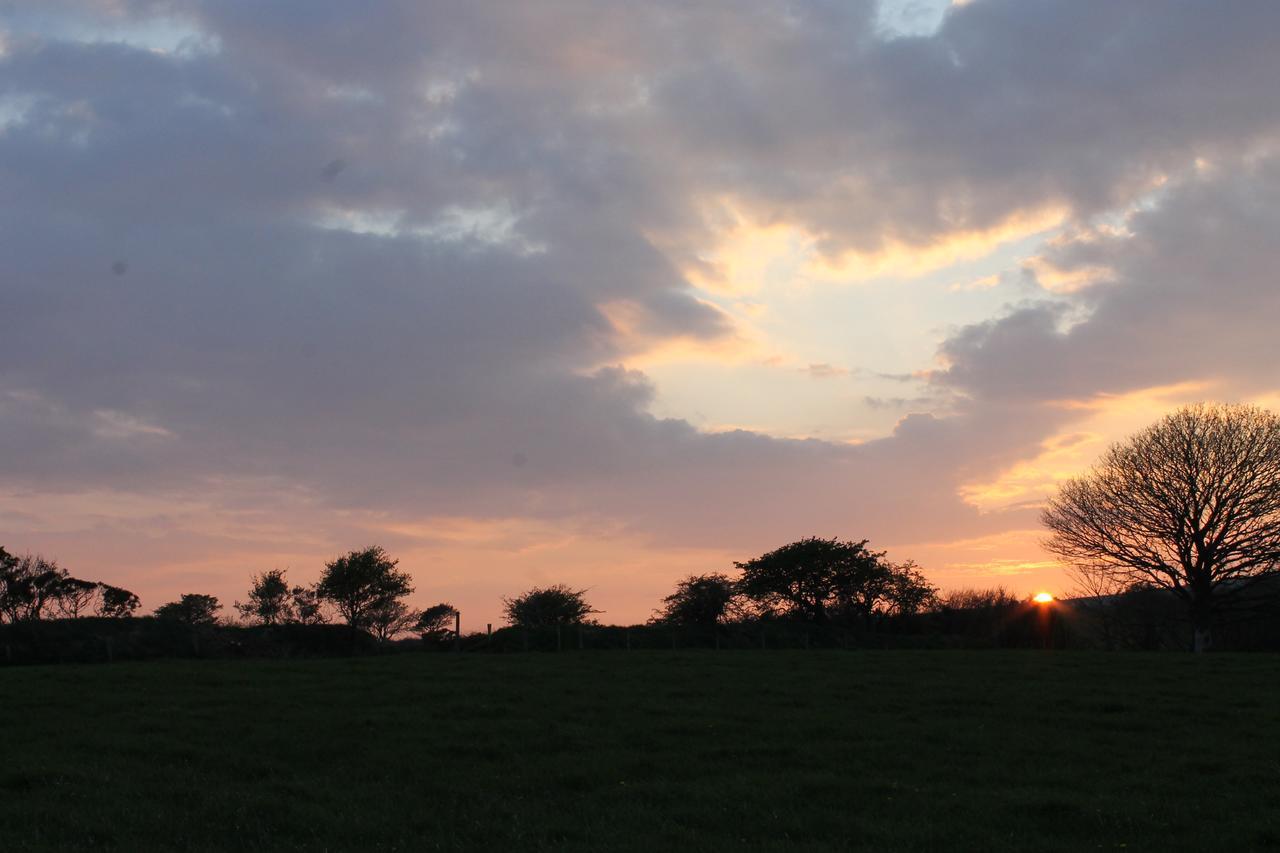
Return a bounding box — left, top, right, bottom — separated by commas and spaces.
6, 0, 1280, 629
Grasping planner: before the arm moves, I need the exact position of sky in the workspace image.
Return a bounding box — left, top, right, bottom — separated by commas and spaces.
4, 0, 1280, 628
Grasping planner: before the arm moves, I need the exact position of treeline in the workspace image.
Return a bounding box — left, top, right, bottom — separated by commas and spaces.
0, 546, 141, 622
9, 535, 1275, 664
0, 537, 1033, 662
1, 537, 938, 640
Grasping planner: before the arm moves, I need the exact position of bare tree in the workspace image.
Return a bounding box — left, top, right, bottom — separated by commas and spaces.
1043, 404, 1280, 652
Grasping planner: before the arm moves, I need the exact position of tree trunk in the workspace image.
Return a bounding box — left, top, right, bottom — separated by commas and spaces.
1190, 594, 1213, 653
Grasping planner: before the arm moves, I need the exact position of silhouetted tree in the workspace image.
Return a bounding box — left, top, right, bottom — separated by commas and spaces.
936, 586, 1025, 643
941, 586, 1023, 611
502, 584, 597, 628
878, 560, 938, 617
367, 599, 421, 644
290, 584, 328, 625
315, 546, 414, 631
1043, 404, 1280, 652
653, 573, 738, 626
416, 603, 458, 640
154, 593, 222, 625
53, 576, 101, 618
97, 584, 141, 618
735, 537, 936, 624
235, 569, 293, 625
0, 552, 69, 623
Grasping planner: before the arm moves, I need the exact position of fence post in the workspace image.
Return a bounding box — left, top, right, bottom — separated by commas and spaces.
454, 611, 461, 652
487, 623, 492, 638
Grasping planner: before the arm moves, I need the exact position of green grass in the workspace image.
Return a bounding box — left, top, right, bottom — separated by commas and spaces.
2, 651, 1279, 851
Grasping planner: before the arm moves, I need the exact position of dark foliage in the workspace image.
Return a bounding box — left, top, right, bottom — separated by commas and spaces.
235, 569, 293, 626
154, 593, 222, 625
941, 586, 1023, 611
0, 617, 377, 665
735, 537, 937, 625
1, 545, 140, 623
315, 546, 413, 630
290, 584, 328, 625
97, 584, 141, 618
53, 577, 100, 618
502, 584, 597, 628
366, 599, 421, 643
0, 552, 69, 623
416, 603, 458, 640
652, 573, 738, 626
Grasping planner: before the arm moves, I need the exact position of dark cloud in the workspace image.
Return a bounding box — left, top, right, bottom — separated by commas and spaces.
937, 157, 1280, 403
2, 0, 1279, 583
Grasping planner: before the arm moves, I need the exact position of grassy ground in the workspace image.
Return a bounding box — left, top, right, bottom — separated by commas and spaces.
2, 651, 1278, 851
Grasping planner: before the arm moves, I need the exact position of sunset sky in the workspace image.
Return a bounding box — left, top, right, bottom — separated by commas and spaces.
4, 0, 1280, 627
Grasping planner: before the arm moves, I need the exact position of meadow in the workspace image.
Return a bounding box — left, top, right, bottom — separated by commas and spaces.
3, 651, 1279, 851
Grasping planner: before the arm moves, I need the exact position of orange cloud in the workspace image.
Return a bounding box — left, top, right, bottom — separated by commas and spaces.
960, 381, 1213, 512
681, 199, 1069, 290
597, 297, 764, 368
888, 528, 1069, 597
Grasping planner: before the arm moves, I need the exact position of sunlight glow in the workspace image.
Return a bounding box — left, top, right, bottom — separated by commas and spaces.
1033, 592, 1054, 604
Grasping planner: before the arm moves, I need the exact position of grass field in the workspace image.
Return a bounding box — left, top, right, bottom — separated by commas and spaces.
3, 651, 1279, 851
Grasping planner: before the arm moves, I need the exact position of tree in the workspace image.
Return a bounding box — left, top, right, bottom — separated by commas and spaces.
0, 552, 69, 623
0, 547, 139, 621
735, 537, 936, 624
53, 576, 101, 618
366, 599, 421, 644
1043, 403, 1280, 653
290, 584, 329, 625
502, 584, 597, 628
415, 603, 458, 640
652, 574, 738, 626
235, 569, 293, 626
154, 593, 222, 625
941, 586, 1022, 611
315, 546, 414, 631
97, 584, 141, 618
879, 560, 938, 617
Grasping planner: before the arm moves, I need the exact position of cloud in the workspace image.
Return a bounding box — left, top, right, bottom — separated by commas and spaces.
936, 157, 1280, 405
4, 1, 1280, 621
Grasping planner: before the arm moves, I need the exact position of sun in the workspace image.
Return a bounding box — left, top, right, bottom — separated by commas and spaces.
1032, 592, 1055, 604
